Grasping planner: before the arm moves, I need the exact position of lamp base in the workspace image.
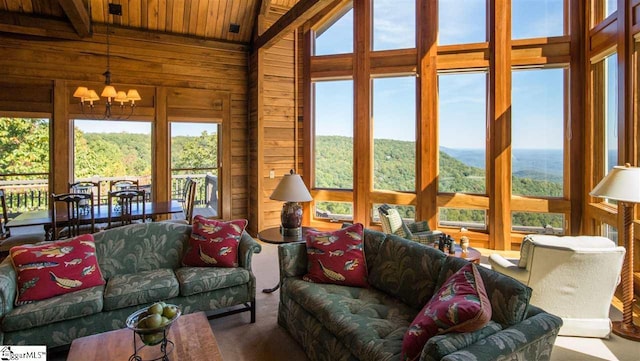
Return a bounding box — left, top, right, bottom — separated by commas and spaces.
612, 321, 640, 341
280, 226, 302, 237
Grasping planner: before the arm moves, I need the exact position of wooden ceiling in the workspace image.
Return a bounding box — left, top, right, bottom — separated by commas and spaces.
0, 0, 302, 44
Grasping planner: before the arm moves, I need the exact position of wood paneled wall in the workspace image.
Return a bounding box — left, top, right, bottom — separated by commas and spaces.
0, 27, 248, 220
248, 5, 298, 235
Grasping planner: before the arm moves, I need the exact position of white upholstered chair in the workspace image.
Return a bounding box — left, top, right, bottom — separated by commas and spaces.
489, 235, 625, 338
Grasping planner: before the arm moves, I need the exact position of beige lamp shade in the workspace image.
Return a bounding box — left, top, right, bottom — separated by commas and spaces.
115, 91, 128, 103
127, 89, 142, 101
101, 85, 118, 99
270, 172, 312, 202
590, 164, 640, 203
86, 90, 100, 102
73, 87, 89, 98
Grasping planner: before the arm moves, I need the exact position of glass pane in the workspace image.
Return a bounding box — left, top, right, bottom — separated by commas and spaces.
512, 0, 564, 39
512, 69, 564, 197
439, 0, 486, 45
315, 6, 353, 55
315, 201, 353, 221
512, 211, 564, 234
603, 224, 618, 245
438, 208, 487, 230
0, 117, 50, 213
438, 72, 487, 194
373, 0, 415, 51
372, 203, 416, 222
605, 0, 617, 18
605, 54, 618, 175
74, 120, 152, 199
171, 122, 219, 218
314, 80, 353, 189
373, 77, 415, 192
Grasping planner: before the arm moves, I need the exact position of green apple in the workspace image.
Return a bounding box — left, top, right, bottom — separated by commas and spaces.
141, 332, 164, 346
148, 302, 164, 315
160, 316, 170, 327
162, 305, 178, 319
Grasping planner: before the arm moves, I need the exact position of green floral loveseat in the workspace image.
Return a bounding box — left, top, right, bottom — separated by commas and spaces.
0, 222, 261, 348
278, 229, 562, 361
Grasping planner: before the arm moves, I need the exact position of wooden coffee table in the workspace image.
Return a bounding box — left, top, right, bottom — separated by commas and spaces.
452, 245, 481, 264
67, 311, 222, 361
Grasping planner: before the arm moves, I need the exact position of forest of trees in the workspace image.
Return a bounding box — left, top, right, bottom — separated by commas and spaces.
1, 118, 563, 230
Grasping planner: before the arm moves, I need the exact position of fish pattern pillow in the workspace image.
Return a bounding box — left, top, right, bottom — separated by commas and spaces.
303, 223, 368, 288
182, 216, 248, 268
10, 234, 105, 305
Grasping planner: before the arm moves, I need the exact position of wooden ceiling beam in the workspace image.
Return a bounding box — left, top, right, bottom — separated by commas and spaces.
254, 0, 335, 50
57, 0, 91, 37
0, 11, 82, 40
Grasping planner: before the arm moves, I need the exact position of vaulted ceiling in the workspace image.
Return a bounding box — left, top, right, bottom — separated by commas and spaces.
0, 0, 301, 44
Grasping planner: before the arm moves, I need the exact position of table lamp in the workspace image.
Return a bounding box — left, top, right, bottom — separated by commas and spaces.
590, 163, 640, 341
270, 170, 313, 236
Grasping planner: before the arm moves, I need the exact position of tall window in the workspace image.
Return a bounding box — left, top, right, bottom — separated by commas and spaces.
0, 117, 50, 213
372, 0, 415, 51
605, 0, 617, 18
73, 119, 152, 196
511, 68, 565, 198
438, 0, 486, 45
604, 54, 618, 175
512, 0, 564, 39
372, 76, 415, 192
170, 122, 220, 218
438, 72, 487, 194
314, 5, 353, 55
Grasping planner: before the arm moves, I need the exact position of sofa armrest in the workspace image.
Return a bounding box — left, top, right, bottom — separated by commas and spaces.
238, 231, 262, 271
421, 321, 503, 361
438, 312, 562, 361
0, 258, 16, 318
488, 254, 529, 284
278, 242, 307, 279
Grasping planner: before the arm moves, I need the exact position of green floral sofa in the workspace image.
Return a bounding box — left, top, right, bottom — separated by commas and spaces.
278, 229, 562, 361
0, 222, 261, 348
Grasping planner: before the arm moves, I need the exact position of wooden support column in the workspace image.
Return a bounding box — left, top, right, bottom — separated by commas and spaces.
416, 0, 438, 227
353, 0, 371, 225
488, 0, 512, 250
569, 0, 586, 234
619, 0, 636, 166
153, 87, 169, 204
52, 80, 70, 196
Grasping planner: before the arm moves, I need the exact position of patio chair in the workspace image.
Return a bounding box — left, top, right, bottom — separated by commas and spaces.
377, 204, 442, 245
164, 179, 196, 225
0, 189, 46, 255
489, 235, 625, 338
51, 192, 95, 240
108, 189, 146, 228
109, 179, 139, 192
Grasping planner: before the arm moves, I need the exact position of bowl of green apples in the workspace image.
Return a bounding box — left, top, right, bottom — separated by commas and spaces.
126, 302, 181, 346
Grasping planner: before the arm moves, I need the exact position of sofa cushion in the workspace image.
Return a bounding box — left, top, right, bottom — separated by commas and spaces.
103, 269, 179, 311
437, 257, 532, 327
182, 217, 247, 268
303, 223, 368, 288
402, 263, 492, 361
2, 285, 104, 332
284, 277, 416, 360
368, 234, 447, 309
175, 266, 250, 296
10, 234, 105, 304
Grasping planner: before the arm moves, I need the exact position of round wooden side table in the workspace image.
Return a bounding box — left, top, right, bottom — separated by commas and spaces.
257, 226, 317, 293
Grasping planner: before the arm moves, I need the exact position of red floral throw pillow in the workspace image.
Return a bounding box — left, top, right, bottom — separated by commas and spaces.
10, 234, 105, 305
401, 263, 491, 361
182, 216, 247, 268
303, 223, 368, 288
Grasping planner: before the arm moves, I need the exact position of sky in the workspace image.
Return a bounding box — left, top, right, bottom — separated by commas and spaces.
314, 0, 567, 149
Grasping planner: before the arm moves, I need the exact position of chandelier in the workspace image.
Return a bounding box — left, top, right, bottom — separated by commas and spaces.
73, 3, 140, 119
